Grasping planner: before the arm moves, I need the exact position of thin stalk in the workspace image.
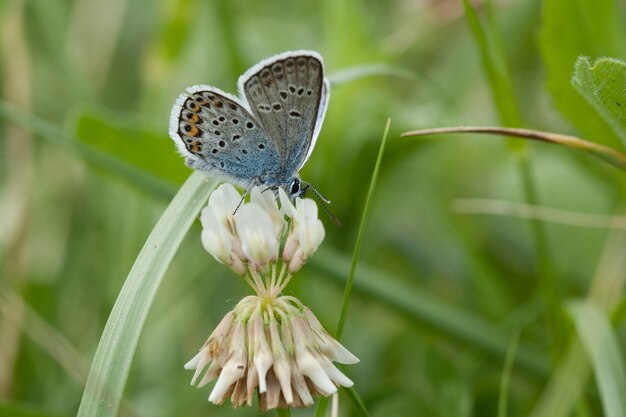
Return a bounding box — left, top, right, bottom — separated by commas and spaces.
315, 119, 390, 417
336, 118, 391, 338
401, 126, 626, 172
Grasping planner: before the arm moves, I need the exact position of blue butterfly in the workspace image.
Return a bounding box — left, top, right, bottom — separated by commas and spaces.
169, 50, 330, 200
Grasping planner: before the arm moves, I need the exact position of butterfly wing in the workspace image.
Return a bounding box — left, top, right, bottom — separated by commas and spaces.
169, 85, 281, 188
238, 51, 329, 180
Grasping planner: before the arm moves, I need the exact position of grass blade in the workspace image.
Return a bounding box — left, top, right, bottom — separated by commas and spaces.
311, 247, 548, 378
336, 118, 390, 338
460, 0, 521, 127
315, 119, 390, 417
401, 126, 626, 172
76, 171, 216, 417
570, 301, 626, 417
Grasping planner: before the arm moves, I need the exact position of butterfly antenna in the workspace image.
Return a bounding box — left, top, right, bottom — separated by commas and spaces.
302, 182, 342, 226
232, 190, 248, 216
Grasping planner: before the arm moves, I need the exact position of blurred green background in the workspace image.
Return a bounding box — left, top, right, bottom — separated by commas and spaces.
2, 0, 626, 416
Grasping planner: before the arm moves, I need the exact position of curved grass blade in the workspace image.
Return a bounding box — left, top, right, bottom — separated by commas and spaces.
570, 301, 626, 417
402, 126, 626, 172
314, 119, 390, 417
76, 171, 216, 417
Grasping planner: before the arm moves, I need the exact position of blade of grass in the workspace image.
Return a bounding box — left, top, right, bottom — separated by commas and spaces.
76, 171, 216, 417
310, 247, 548, 378
530, 229, 626, 417
336, 118, 390, 338
497, 330, 520, 417
570, 301, 626, 417
460, 0, 521, 128
401, 126, 626, 172
460, 0, 561, 354
315, 119, 390, 417
0, 101, 177, 200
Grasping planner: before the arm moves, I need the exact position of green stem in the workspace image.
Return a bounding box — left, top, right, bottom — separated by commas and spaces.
336, 118, 391, 339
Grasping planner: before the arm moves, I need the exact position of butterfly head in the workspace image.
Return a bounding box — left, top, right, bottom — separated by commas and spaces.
287, 177, 306, 199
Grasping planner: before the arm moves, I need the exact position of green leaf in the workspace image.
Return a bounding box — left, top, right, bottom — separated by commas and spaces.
73, 110, 189, 184
570, 301, 626, 417
539, 0, 626, 147
573, 56, 626, 147
77, 171, 216, 417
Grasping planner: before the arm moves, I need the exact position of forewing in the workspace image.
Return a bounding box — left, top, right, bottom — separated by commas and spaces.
169, 85, 280, 186
239, 51, 327, 176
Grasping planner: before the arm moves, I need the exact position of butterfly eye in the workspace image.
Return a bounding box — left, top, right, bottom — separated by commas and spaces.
290, 179, 300, 196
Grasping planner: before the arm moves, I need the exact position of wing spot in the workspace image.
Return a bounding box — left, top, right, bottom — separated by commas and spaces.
280, 91, 288, 100
185, 100, 200, 112
232, 118, 239, 124
212, 148, 218, 154
246, 122, 254, 129
220, 162, 225, 168
289, 110, 301, 118
183, 124, 192, 132
288, 85, 296, 94
258, 104, 271, 112
242, 149, 248, 154
285, 60, 294, 68
228, 103, 237, 111
212, 120, 219, 126
214, 130, 221, 136
215, 100, 223, 108
297, 87, 304, 96
218, 116, 225, 122
193, 95, 207, 105
273, 103, 282, 111
190, 141, 202, 153
258, 144, 265, 150
218, 140, 226, 147
233, 134, 241, 140
307, 89, 313, 96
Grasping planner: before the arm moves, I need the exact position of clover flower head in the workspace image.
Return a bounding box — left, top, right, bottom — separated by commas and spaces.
188, 183, 358, 411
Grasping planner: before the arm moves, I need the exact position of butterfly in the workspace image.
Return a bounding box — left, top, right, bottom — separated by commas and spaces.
169, 50, 330, 200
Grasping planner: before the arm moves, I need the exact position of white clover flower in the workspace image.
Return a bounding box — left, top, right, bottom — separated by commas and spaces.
189, 184, 357, 411
280, 189, 325, 273
185, 295, 358, 411
235, 203, 279, 272
207, 183, 242, 226
250, 186, 287, 238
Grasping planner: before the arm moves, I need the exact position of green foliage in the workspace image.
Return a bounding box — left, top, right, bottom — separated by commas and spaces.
573, 57, 626, 147
73, 110, 189, 184
2, 1, 626, 417
539, 0, 626, 147
77, 172, 216, 417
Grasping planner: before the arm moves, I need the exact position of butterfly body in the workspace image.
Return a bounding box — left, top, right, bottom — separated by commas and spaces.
169, 50, 329, 198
